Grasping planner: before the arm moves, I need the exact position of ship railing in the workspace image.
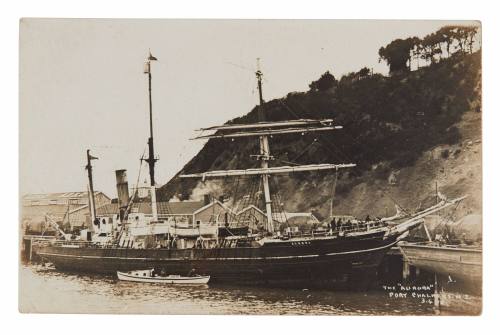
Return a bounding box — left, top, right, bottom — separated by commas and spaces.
50, 240, 98, 248
23, 235, 57, 240
47, 239, 126, 248
30, 236, 57, 247
276, 224, 386, 241
325, 221, 389, 235
283, 222, 380, 238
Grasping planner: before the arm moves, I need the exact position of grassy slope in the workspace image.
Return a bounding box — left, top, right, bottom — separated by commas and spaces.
321, 108, 481, 219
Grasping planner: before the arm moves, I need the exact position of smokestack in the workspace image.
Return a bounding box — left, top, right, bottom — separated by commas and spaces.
115, 170, 130, 220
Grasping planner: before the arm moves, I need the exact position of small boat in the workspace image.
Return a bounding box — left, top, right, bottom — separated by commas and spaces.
117, 269, 210, 284
399, 241, 482, 284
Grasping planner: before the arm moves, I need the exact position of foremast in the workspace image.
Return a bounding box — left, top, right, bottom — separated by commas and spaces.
143, 51, 159, 221
180, 60, 356, 234
255, 60, 274, 232
85, 149, 98, 224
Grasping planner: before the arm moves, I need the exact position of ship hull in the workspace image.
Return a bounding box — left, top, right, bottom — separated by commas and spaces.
36, 232, 398, 289
399, 242, 482, 284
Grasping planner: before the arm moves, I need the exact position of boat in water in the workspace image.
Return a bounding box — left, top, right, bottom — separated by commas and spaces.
117, 269, 210, 284
35, 53, 467, 289
399, 242, 481, 283
399, 214, 482, 289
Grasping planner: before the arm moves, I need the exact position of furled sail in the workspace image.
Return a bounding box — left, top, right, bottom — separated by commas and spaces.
197, 119, 334, 131
180, 163, 356, 180
192, 126, 342, 139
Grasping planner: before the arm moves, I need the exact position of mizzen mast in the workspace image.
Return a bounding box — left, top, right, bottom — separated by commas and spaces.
143, 51, 159, 221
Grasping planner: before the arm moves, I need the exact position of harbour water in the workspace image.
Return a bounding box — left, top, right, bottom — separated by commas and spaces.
20, 264, 479, 315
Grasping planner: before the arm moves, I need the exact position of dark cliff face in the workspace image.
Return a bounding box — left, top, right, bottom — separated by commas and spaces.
158, 52, 481, 220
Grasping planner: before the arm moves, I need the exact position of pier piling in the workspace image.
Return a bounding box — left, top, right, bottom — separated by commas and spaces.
402, 260, 410, 280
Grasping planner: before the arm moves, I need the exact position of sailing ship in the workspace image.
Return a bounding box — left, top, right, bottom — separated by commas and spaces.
35, 52, 467, 289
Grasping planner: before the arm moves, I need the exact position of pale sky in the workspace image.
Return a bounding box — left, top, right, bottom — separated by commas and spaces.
19, 19, 473, 198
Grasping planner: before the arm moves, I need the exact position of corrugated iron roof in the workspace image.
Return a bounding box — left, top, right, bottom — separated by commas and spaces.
272, 212, 319, 224
21, 204, 88, 222
23, 191, 109, 200
96, 201, 206, 216
236, 205, 266, 216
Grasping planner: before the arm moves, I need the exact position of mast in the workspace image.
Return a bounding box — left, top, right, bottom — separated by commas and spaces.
66, 200, 71, 226
180, 61, 357, 234
329, 168, 339, 218
435, 180, 439, 205
85, 149, 98, 223
144, 51, 159, 221
255, 59, 274, 233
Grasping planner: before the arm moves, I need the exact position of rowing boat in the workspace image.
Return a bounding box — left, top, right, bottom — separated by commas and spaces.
117, 269, 210, 284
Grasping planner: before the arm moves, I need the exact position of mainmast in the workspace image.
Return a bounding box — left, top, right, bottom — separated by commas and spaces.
255, 59, 274, 233
85, 149, 98, 223
180, 60, 356, 234
143, 51, 159, 221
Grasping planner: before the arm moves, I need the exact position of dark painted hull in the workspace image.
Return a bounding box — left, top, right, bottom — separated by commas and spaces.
36, 231, 398, 289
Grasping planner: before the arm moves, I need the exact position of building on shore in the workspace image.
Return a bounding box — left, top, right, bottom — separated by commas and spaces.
234, 206, 320, 232
273, 212, 320, 231
234, 205, 267, 231
95, 196, 235, 228
91, 196, 236, 249
21, 191, 111, 233
273, 212, 319, 225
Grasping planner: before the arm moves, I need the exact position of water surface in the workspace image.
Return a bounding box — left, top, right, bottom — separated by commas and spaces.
19, 265, 476, 315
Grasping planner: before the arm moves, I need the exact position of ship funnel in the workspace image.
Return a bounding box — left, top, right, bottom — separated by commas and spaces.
115, 169, 130, 221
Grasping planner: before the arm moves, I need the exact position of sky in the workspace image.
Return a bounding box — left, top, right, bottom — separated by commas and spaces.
19, 19, 475, 199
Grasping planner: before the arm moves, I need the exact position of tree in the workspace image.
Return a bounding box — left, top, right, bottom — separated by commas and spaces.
357, 67, 371, 79
436, 26, 456, 58
410, 41, 423, 70
432, 25, 479, 58
464, 26, 479, 54
309, 71, 337, 91
421, 33, 443, 64
379, 37, 420, 74
452, 26, 470, 54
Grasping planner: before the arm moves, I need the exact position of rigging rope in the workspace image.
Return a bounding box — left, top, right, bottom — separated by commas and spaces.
270, 176, 289, 228
230, 175, 242, 214
275, 159, 301, 166
329, 168, 339, 218
279, 99, 421, 215
436, 200, 462, 227
290, 139, 319, 163
235, 176, 259, 227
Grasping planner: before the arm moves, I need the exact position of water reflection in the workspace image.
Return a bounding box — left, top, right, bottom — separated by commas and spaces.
20, 265, 475, 315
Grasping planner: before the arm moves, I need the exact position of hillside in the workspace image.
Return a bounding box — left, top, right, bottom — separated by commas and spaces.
158, 51, 482, 221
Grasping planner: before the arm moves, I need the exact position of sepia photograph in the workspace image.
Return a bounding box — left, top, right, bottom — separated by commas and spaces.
19, 18, 482, 316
